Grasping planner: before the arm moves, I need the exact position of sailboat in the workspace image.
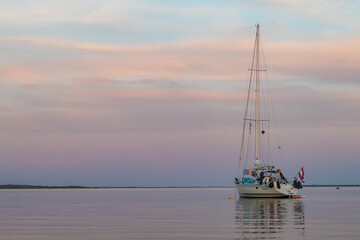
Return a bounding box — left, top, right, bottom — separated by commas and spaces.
234, 24, 303, 198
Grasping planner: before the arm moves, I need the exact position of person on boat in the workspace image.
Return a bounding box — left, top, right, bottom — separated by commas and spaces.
280, 172, 286, 182
268, 177, 274, 188
263, 176, 270, 185
293, 177, 303, 189
258, 172, 265, 184
274, 169, 287, 183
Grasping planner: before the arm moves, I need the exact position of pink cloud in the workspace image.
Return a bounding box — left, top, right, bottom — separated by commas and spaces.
0, 64, 42, 86
2, 35, 358, 84
77, 86, 240, 101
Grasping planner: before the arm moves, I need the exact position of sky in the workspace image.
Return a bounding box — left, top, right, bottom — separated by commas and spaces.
0, 0, 359, 186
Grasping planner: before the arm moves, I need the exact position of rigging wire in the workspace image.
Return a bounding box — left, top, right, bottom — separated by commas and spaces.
260, 36, 285, 168
240, 65, 252, 176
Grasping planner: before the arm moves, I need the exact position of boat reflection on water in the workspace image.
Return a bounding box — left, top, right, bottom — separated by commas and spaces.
235, 198, 305, 239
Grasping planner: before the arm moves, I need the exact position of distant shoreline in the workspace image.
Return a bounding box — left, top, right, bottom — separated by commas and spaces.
0, 184, 359, 189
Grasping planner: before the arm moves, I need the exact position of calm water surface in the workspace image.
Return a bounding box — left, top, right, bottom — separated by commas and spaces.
0, 187, 359, 239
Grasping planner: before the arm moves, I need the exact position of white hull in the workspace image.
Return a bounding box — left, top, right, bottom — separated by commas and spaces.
236, 183, 298, 198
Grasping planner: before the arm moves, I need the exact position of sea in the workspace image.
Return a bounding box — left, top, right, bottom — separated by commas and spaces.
0, 187, 358, 240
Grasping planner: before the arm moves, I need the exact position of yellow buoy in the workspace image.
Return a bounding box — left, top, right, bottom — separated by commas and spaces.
228, 196, 232, 200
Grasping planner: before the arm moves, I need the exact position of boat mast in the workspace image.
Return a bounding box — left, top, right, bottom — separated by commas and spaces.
255, 24, 260, 164
237, 25, 257, 177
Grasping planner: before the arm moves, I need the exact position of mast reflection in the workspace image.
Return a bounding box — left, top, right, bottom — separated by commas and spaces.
235, 198, 305, 239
